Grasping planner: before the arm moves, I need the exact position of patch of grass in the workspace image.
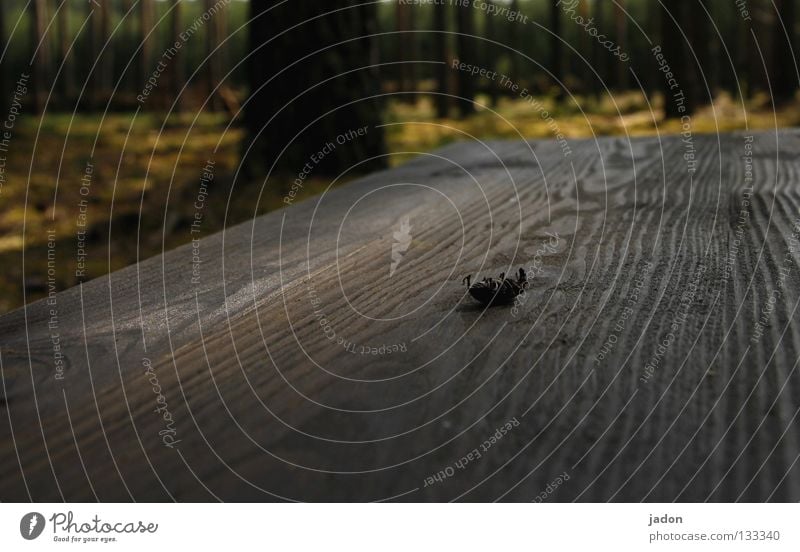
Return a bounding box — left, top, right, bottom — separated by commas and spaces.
3, 92, 799, 314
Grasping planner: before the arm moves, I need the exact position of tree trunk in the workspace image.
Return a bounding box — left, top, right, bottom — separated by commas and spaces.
577, 0, 589, 92
433, 2, 449, 117
139, 0, 154, 103
661, 1, 680, 118
646, 0, 661, 96
748, 0, 770, 95
0, 1, 6, 108
614, 0, 628, 90
773, 0, 797, 103
699, 0, 717, 97
30, 0, 51, 113
204, 0, 227, 111
727, 4, 744, 97
484, 0, 499, 105
120, 0, 134, 106
550, 0, 562, 91
661, 1, 699, 117
168, 0, 183, 110
591, 0, 607, 96
456, 1, 475, 117
396, 2, 410, 96
245, 1, 387, 177
57, 0, 74, 109
510, 0, 520, 85
97, 0, 113, 107
692, 0, 712, 100
407, 7, 418, 97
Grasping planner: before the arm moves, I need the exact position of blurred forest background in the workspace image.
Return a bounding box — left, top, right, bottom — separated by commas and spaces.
0, 0, 798, 313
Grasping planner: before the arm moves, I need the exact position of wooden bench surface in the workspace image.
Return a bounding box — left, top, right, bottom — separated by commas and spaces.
2, 129, 800, 501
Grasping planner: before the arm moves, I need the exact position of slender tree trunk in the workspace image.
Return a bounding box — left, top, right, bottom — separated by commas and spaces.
661, 1, 681, 118
484, 0, 499, 105
433, 2, 449, 117
614, 0, 628, 90
456, 1, 475, 117
578, 0, 589, 92
395, 2, 418, 101
661, 0, 699, 117
591, 0, 607, 96
509, 0, 520, 85
396, 2, 410, 96
168, 0, 183, 110
727, 4, 744, 97
748, 0, 769, 95
684, 7, 701, 113
139, 0, 154, 102
773, 0, 797, 103
407, 7, 418, 97
86, 0, 112, 109
646, 0, 660, 96
692, 0, 712, 100
0, 0, 7, 108
30, 0, 51, 113
120, 0, 134, 106
204, 0, 226, 111
97, 0, 113, 107
550, 0, 562, 91
57, 0, 74, 109
699, 0, 717, 97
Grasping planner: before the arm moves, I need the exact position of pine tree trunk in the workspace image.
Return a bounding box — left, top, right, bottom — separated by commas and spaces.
773, 0, 797, 103
97, 0, 113, 107
748, 0, 770, 95
168, 0, 183, 110
661, 1, 699, 117
245, 1, 387, 177
407, 7, 418, 97
591, 0, 606, 97
510, 0, 520, 85
692, 0, 711, 101
687, 1, 704, 113
550, 0, 562, 91
727, 6, 745, 97
139, 0, 154, 102
645, 0, 659, 95
204, 0, 226, 111
698, 0, 717, 97
396, 3, 410, 96
661, 2, 679, 117
30, 0, 51, 113
484, 0, 499, 105
614, 0, 628, 90
577, 0, 589, 93
0, 2, 7, 108
433, 2, 449, 117
120, 0, 134, 106
57, 0, 74, 109
456, 2, 476, 117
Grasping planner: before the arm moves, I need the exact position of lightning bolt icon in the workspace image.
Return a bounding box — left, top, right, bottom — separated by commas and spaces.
28, 514, 38, 536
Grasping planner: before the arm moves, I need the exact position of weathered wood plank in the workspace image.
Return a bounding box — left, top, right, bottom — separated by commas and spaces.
2, 130, 800, 501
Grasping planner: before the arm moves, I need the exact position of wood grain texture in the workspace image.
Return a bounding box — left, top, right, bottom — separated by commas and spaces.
2, 129, 800, 502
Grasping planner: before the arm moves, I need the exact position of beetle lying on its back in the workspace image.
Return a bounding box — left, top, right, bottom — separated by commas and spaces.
462, 268, 528, 306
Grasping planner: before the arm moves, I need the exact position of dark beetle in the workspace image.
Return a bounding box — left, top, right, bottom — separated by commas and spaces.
462, 268, 528, 306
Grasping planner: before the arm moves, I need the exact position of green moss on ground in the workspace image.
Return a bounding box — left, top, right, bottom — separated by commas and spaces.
3, 93, 798, 313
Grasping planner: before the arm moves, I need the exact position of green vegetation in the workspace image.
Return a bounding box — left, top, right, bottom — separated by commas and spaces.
4, 91, 799, 314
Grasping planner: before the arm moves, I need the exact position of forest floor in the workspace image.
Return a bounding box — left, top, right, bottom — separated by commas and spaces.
2, 90, 799, 314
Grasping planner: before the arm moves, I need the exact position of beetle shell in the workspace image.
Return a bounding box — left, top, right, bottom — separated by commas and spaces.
466, 275, 526, 306
463, 268, 528, 307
